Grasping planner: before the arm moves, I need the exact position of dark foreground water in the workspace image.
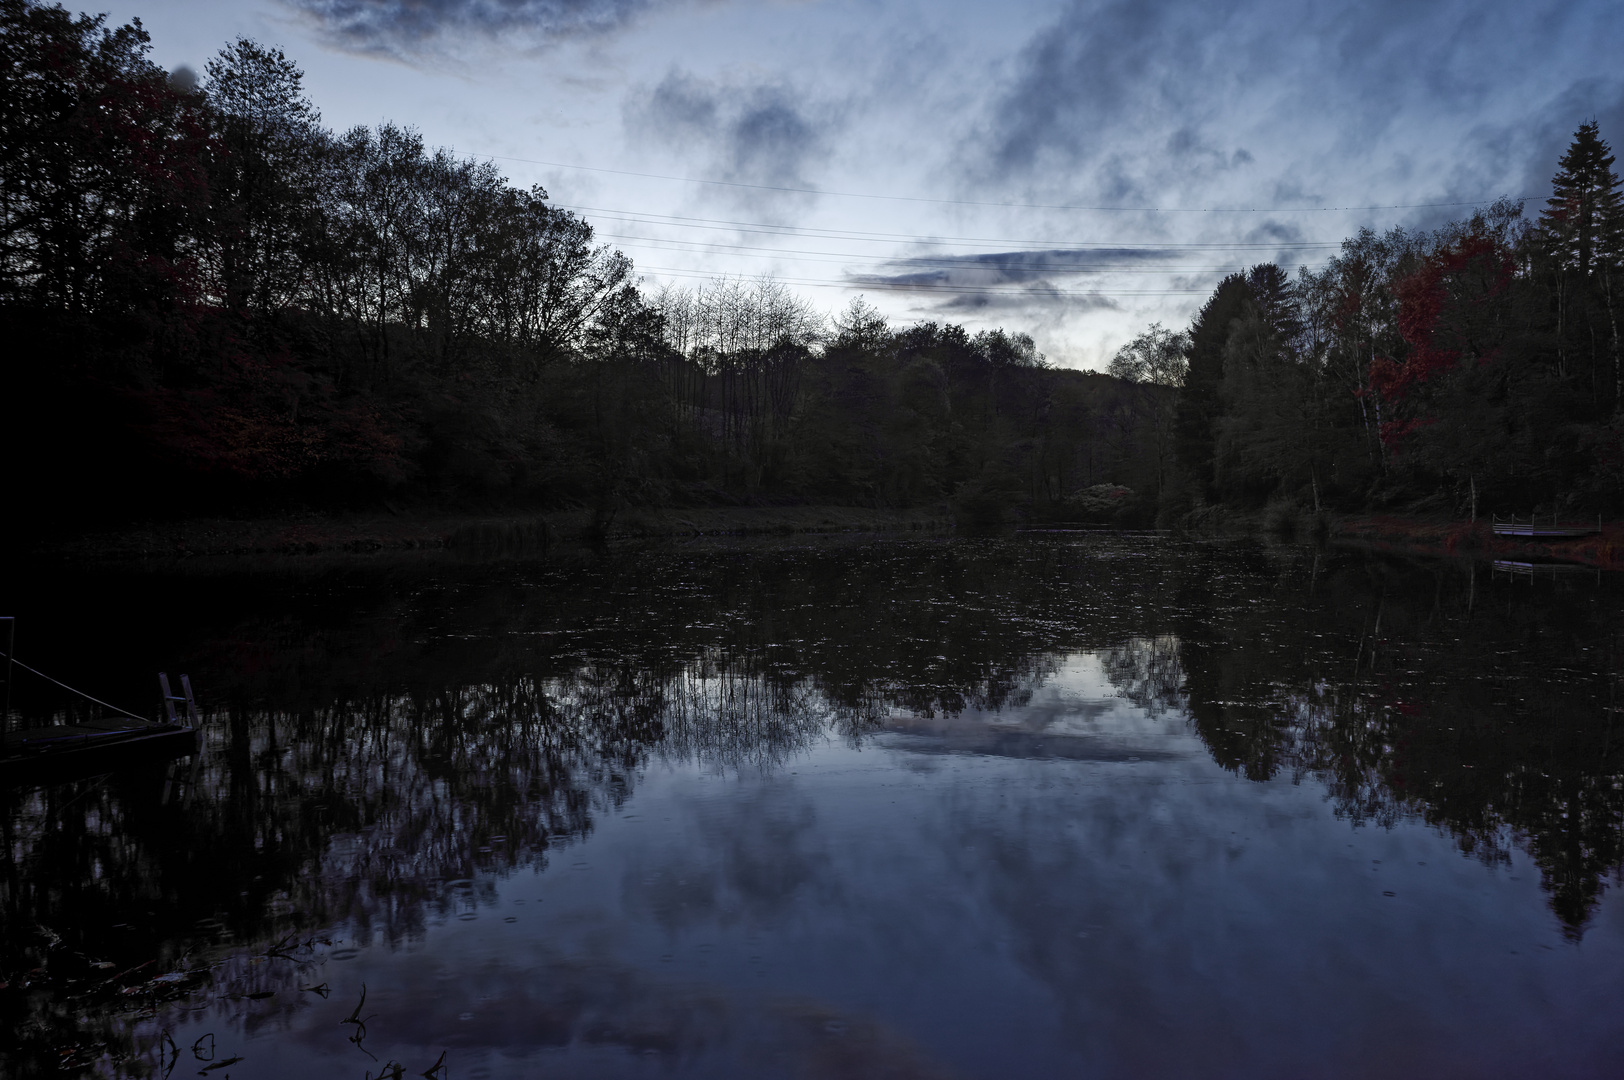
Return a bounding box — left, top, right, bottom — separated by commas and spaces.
3, 534, 1623, 1078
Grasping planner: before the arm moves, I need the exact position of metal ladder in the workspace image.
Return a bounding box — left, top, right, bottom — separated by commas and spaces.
158, 671, 199, 726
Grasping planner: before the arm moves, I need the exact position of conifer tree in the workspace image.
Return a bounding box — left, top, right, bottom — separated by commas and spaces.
1539, 122, 1623, 400
1541, 121, 1621, 279
1174, 274, 1251, 497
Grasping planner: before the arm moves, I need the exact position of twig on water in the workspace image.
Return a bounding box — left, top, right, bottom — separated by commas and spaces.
340, 983, 378, 1061
341, 983, 368, 1026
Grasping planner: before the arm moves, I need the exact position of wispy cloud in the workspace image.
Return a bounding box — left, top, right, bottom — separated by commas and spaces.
280, 0, 670, 56
844, 248, 1190, 314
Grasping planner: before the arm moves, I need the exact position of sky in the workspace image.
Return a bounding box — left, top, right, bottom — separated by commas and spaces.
103, 0, 1624, 368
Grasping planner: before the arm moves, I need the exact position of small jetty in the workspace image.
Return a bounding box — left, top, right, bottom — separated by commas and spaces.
2, 618, 199, 785
1490, 514, 1601, 539
1492, 559, 1602, 581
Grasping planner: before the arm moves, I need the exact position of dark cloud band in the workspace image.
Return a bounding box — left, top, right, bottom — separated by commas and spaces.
281, 0, 664, 54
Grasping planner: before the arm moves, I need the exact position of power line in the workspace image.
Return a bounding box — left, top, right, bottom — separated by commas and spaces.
557, 202, 1348, 250
489, 152, 1527, 215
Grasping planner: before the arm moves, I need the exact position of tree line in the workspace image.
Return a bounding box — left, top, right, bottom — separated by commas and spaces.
3, 0, 1615, 530
0, 2, 1173, 528
1139, 121, 1624, 526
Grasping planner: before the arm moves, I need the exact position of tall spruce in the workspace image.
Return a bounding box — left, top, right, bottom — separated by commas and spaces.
1540, 122, 1623, 399
1174, 273, 1252, 497
1541, 121, 1621, 279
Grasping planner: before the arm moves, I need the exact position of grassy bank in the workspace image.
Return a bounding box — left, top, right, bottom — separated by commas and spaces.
1330, 514, 1624, 567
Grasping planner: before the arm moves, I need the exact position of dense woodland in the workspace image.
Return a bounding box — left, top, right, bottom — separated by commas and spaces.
3, 0, 1621, 530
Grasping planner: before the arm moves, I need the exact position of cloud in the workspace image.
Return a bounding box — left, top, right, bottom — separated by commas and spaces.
966, 0, 1618, 215
858, 247, 1176, 286
846, 248, 1170, 314
280, 0, 670, 56
625, 69, 840, 195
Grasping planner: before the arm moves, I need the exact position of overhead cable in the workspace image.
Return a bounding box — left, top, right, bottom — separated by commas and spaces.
556, 203, 1348, 250
487, 152, 1526, 214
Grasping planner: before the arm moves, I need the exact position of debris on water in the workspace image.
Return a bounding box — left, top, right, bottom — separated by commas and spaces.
341, 984, 377, 1058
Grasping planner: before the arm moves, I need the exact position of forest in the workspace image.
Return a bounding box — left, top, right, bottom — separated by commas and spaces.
2, 0, 1621, 532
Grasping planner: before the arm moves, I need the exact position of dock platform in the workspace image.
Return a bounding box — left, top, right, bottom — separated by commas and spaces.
1, 719, 197, 784
1490, 523, 1600, 538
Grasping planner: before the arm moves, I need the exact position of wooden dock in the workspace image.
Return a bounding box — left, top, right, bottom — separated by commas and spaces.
1490, 524, 1600, 538
1, 718, 197, 784
1, 634, 202, 785
1490, 515, 1601, 539
1492, 559, 1601, 580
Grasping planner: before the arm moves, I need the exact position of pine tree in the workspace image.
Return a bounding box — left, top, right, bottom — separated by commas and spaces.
1539, 122, 1623, 399
1174, 273, 1252, 496
1541, 121, 1622, 279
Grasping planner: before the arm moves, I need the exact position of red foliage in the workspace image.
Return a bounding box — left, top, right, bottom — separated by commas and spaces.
1368, 232, 1513, 447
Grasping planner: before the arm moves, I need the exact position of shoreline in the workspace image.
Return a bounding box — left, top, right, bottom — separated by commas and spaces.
24, 505, 957, 565
1327, 514, 1624, 568
23, 505, 1624, 570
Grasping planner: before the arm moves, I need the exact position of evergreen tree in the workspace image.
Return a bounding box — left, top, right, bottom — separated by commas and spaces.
1174, 273, 1251, 497
1541, 121, 1621, 279
1245, 263, 1300, 344
1539, 122, 1623, 400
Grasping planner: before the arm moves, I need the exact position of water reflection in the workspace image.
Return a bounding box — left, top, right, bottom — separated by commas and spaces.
2, 536, 1622, 1076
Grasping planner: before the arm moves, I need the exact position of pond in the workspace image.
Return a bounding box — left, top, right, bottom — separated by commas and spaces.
3, 533, 1622, 1078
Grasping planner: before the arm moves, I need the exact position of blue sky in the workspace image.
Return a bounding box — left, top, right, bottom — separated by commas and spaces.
110, 0, 1624, 367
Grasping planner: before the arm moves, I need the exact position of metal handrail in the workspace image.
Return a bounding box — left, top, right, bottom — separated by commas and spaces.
2, 617, 12, 735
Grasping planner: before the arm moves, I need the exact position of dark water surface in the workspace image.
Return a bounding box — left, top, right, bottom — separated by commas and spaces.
3, 534, 1623, 1078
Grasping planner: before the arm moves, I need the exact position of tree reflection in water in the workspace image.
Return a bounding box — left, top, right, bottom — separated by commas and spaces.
1, 535, 1620, 1075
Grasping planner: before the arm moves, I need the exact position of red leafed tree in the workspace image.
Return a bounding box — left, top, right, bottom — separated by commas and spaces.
0, 0, 212, 337
1370, 230, 1515, 447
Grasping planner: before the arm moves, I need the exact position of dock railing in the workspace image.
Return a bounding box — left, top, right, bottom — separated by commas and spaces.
2, 617, 13, 734
1489, 512, 1603, 537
